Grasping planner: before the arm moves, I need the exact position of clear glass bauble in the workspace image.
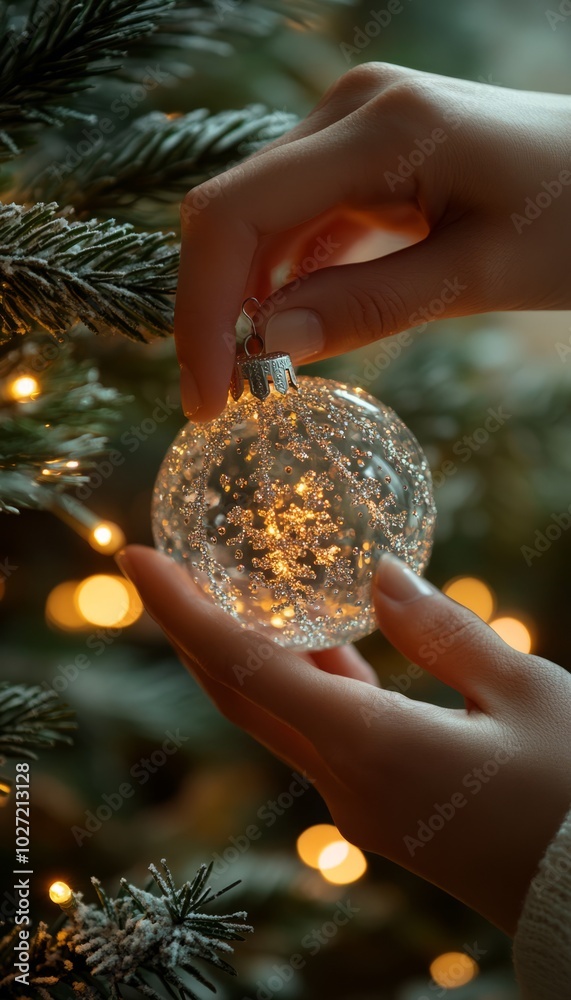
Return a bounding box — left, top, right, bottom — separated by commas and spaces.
152, 376, 436, 651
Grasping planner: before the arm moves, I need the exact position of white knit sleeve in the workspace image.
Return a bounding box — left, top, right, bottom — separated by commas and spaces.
513, 806, 571, 999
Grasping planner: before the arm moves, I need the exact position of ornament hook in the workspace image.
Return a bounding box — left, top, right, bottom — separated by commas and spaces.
241, 297, 264, 357
231, 297, 298, 401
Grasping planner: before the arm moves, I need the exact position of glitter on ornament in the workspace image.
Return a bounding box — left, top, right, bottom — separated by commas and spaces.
152, 361, 436, 650
153, 297, 435, 650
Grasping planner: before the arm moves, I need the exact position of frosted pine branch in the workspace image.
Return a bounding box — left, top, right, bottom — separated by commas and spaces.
25, 107, 297, 217
0, 684, 76, 761
0, 859, 252, 999
0, 0, 326, 158
72, 860, 252, 998
0, 202, 177, 341
0, 0, 176, 158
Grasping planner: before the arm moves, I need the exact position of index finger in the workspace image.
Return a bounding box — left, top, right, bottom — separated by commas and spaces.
175, 118, 401, 421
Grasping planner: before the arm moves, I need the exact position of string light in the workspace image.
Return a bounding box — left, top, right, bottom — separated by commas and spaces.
74, 575, 142, 628
89, 521, 126, 554
489, 616, 532, 653
0, 778, 12, 805
429, 951, 478, 989
49, 880, 76, 910
47, 494, 126, 554
7, 375, 40, 401
443, 576, 495, 621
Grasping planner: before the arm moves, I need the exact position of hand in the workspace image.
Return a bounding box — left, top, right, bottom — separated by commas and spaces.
175, 62, 571, 420
116, 546, 571, 936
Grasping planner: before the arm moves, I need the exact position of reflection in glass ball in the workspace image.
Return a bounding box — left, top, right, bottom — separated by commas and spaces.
152, 377, 436, 651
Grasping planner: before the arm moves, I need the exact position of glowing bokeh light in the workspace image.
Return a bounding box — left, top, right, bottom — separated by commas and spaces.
45, 581, 87, 631
74, 575, 142, 628
296, 824, 340, 869
429, 951, 478, 989
317, 840, 350, 870
297, 825, 367, 884
489, 616, 532, 653
443, 576, 495, 621
319, 843, 367, 885
9, 376, 39, 401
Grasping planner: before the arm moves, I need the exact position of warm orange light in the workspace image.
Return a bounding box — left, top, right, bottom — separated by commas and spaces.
74, 575, 142, 628
443, 577, 495, 621
8, 376, 39, 401
45, 581, 87, 631
49, 881, 73, 905
429, 951, 478, 988
296, 824, 339, 869
89, 521, 126, 554
489, 616, 532, 653
319, 842, 367, 885
317, 840, 349, 869
93, 524, 112, 546
297, 826, 367, 884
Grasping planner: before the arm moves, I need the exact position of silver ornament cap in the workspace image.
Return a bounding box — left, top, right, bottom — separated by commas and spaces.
231, 297, 299, 402
231, 350, 298, 402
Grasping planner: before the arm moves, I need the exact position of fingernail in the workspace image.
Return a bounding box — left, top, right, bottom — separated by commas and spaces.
180, 365, 201, 418
265, 309, 324, 364
115, 549, 138, 589
374, 553, 435, 603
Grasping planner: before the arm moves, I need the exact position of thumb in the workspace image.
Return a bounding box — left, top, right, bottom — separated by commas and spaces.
259, 219, 484, 363
372, 553, 529, 711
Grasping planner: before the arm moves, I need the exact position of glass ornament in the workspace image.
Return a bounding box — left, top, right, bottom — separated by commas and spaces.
152, 311, 436, 652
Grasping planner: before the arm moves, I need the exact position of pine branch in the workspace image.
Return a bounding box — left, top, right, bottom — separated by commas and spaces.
0, 337, 129, 513
23, 106, 297, 217
0, 683, 76, 761
0, 860, 252, 999
0, 0, 177, 159
107, 0, 336, 80
0, 202, 177, 342
0, 0, 332, 159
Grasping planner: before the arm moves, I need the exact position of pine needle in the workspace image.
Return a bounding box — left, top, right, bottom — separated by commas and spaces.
23, 106, 296, 217
0, 202, 177, 341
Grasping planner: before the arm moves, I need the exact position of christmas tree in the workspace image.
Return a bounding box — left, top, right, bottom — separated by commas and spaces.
1, 1, 569, 997
0, 684, 252, 997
